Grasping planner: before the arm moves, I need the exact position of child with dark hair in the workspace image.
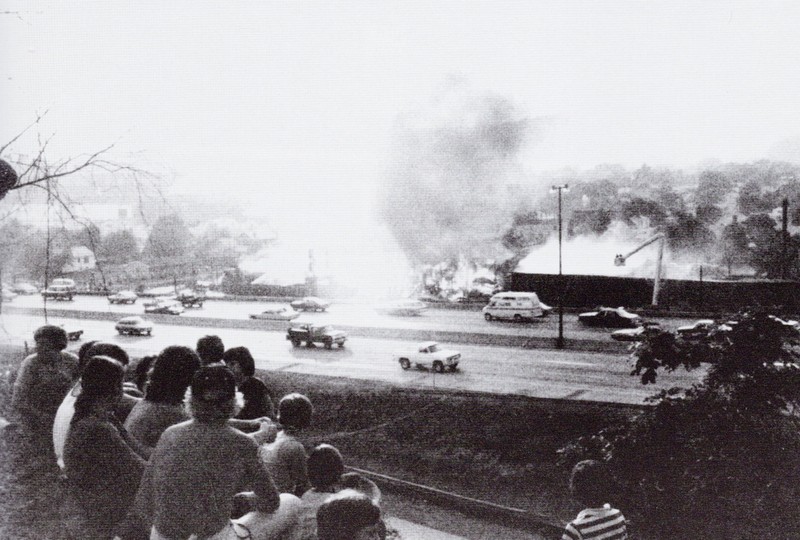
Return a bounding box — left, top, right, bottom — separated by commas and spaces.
260, 393, 313, 496
223, 346, 275, 420
63, 356, 148, 539
53, 341, 139, 469
12, 325, 78, 446
132, 354, 157, 394
561, 460, 628, 540
124, 345, 201, 450
196, 334, 225, 366
316, 490, 383, 540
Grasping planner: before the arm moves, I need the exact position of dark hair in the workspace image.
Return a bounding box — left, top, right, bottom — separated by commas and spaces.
145, 346, 201, 405
237, 377, 275, 420
133, 355, 157, 393
570, 459, 612, 507
34, 325, 68, 351
223, 346, 255, 377
85, 342, 130, 366
316, 491, 381, 540
77, 340, 100, 373
278, 393, 313, 431
188, 365, 237, 423
72, 356, 124, 424
197, 335, 224, 365
307, 444, 344, 490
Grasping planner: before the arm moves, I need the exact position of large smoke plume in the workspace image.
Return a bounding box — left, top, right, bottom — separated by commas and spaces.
380, 82, 539, 266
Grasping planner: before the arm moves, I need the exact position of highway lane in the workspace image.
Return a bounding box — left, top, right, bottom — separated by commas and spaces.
0, 312, 705, 405
6, 294, 701, 343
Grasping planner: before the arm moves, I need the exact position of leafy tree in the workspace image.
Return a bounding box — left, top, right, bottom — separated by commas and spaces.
98, 230, 139, 264
144, 214, 192, 259
665, 212, 715, 251
560, 313, 800, 538
620, 198, 668, 228
719, 218, 749, 274
737, 179, 777, 215
695, 170, 731, 207
695, 204, 723, 224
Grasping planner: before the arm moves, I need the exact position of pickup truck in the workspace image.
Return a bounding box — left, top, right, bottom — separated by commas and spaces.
396, 341, 461, 373
286, 323, 348, 349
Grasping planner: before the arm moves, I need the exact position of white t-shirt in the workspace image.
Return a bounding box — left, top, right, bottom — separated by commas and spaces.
53, 382, 81, 470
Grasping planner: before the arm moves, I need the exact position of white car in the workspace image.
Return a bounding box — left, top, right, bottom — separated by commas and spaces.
115, 316, 153, 336
376, 299, 427, 316
396, 341, 461, 373
1, 286, 17, 302
108, 290, 139, 304
249, 305, 301, 321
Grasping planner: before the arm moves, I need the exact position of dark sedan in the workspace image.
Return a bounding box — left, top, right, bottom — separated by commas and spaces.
290, 296, 331, 312
578, 307, 641, 328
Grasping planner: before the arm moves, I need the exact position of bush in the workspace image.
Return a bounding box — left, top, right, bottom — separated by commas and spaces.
560, 312, 800, 538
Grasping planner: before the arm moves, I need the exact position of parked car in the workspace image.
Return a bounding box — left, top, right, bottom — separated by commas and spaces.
611, 322, 662, 342
10, 282, 38, 295
41, 285, 74, 301
249, 305, 301, 321
396, 341, 461, 373
143, 298, 184, 315
176, 289, 205, 308
375, 299, 428, 316
115, 316, 153, 336
578, 307, 641, 328
290, 296, 331, 312
286, 323, 347, 348
108, 290, 139, 304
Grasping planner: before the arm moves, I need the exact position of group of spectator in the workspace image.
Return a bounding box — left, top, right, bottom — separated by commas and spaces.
10, 326, 386, 540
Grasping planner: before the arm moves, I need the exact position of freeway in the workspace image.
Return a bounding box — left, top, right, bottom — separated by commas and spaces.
0, 309, 704, 405
6, 294, 700, 342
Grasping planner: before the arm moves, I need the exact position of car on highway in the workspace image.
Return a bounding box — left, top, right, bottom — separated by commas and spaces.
578, 307, 641, 328
676, 319, 717, 340
143, 298, 184, 315
249, 305, 301, 321
51, 278, 77, 292
375, 299, 428, 316
41, 285, 74, 301
611, 322, 662, 342
483, 292, 548, 321
10, 282, 38, 295
115, 316, 153, 336
286, 323, 347, 348
176, 289, 205, 308
396, 341, 461, 373
108, 290, 139, 304
290, 296, 331, 312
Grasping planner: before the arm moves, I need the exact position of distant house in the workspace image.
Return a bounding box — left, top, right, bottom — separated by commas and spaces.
62, 246, 96, 273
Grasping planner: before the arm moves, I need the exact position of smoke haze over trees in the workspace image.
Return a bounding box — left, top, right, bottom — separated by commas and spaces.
380, 83, 543, 266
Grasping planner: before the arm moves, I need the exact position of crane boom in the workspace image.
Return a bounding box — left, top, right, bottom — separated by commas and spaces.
613, 233, 666, 306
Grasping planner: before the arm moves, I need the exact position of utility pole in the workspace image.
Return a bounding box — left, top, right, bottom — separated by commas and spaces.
551, 184, 569, 349
782, 198, 789, 280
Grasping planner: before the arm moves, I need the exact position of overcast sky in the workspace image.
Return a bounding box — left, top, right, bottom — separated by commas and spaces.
3, 1, 800, 284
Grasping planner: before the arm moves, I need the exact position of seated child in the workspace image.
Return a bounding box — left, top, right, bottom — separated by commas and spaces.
259, 393, 313, 496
